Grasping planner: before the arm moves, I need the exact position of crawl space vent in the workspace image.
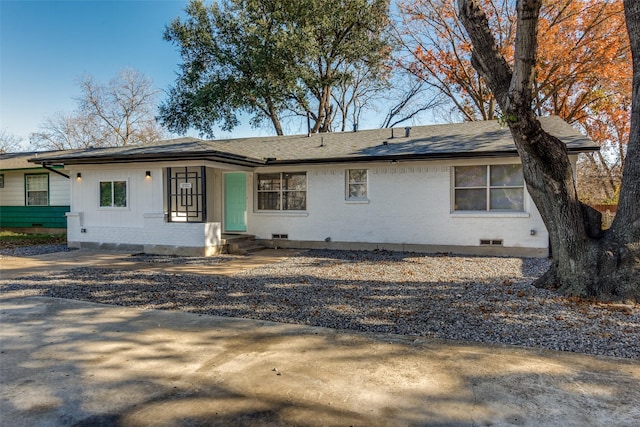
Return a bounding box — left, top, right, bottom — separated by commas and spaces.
272, 234, 289, 239
480, 239, 503, 246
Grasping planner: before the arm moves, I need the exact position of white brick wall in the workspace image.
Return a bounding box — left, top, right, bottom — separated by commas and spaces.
65, 157, 579, 256
247, 159, 551, 252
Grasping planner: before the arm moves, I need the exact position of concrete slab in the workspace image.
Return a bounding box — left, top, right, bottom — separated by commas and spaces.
1, 296, 639, 426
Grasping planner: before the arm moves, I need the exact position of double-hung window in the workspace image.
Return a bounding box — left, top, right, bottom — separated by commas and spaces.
346, 169, 367, 200
454, 165, 524, 211
100, 180, 127, 208
257, 172, 306, 211
25, 174, 49, 206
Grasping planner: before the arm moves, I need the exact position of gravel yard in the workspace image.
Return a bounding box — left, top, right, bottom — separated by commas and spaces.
1, 248, 638, 359
0, 244, 72, 257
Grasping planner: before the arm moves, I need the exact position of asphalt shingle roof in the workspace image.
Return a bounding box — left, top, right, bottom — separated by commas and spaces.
28, 116, 597, 166
0, 150, 76, 170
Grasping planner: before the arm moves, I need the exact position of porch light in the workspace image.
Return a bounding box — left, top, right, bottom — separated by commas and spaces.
145, 171, 151, 178
76, 173, 82, 180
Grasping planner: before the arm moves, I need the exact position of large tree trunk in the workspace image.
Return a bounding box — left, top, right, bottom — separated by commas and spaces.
458, 0, 640, 301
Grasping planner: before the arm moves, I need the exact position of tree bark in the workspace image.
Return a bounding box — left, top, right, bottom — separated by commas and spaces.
266, 98, 284, 136
458, 0, 640, 301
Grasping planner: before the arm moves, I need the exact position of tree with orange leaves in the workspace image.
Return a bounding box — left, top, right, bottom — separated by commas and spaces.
456, 0, 639, 301
395, 0, 631, 203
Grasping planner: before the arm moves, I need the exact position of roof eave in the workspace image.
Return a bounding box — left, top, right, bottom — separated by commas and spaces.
264, 146, 598, 166
26, 144, 599, 168
30, 151, 267, 167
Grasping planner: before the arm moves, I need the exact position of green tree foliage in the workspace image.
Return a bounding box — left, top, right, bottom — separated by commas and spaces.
160, 0, 391, 136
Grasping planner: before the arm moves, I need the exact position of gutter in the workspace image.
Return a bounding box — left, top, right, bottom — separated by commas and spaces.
262, 146, 599, 166
27, 145, 598, 168
29, 151, 267, 168
42, 163, 70, 179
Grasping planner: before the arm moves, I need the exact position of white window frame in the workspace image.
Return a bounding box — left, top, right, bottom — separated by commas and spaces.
452, 164, 525, 213
25, 173, 49, 206
99, 179, 128, 208
346, 169, 368, 201
256, 172, 307, 212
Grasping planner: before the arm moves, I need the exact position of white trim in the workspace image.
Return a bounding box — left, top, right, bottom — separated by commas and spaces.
253, 211, 309, 217
451, 164, 525, 213
450, 212, 530, 218
255, 171, 307, 212
97, 179, 129, 210
345, 168, 369, 202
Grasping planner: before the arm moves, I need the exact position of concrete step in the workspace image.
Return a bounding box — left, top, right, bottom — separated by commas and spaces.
225, 235, 266, 255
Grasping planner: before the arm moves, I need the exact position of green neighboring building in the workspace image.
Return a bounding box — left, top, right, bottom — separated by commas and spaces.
0, 151, 71, 232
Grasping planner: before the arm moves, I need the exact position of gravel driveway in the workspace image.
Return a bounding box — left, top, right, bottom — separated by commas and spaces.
1, 248, 638, 359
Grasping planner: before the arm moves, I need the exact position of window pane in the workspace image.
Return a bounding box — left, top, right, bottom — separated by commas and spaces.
455, 166, 486, 187
258, 173, 281, 191
490, 188, 524, 210
100, 182, 112, 207
257, 192, 280, 210
114, 181, 127, 207
282, 172, 306, 190
348, 184, 367, 198
26, 175, 49, 206
455, 189, 486, 210
490, 164, 523, 186
348, 169, 367, 183
283, 191, 306, 210
27, 175, 48, 191
28, 191, 48, 206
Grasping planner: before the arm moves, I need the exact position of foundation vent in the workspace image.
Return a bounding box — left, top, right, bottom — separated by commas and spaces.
480, 239, 503, 246
272, 234, 289, 239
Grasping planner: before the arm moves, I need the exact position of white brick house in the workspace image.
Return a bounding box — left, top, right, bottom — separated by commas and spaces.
31, 117, 597, 257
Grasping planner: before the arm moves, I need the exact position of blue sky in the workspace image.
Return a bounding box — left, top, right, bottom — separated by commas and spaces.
1, 0, 422, 150
1, 0, 288, 149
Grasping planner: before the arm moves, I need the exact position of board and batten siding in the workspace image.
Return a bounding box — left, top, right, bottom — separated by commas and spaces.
66, 164, 224, 255
69, 167, 162, 228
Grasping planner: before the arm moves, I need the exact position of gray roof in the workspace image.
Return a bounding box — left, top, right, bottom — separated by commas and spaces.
29, 116, 598, 166
0, 150, 75, 170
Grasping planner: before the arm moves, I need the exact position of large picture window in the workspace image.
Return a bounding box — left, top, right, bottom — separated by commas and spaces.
346, 169, 367, 200
25, 174, 49, 206
100, 180, 127, 208
257, 172, 306, 211
454, 165, 524, 211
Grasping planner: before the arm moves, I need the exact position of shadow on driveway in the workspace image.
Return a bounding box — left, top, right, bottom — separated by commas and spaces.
1, 296, 639, 426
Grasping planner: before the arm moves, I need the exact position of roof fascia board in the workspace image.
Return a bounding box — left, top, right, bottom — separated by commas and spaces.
30, 153, 266, 168
0, 165, 64, 172
25, 144, 598, 168
262, 146, 598, 166
264, 151, 521, 166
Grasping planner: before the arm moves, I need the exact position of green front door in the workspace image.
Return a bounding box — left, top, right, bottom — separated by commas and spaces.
224, 173, 247, 232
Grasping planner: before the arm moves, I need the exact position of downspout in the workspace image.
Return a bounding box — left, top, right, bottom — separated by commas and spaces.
42, 163, 70, 179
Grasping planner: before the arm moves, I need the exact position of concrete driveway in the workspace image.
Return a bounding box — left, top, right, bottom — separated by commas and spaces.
1, 295, 638, 427
1, 250, 639, 426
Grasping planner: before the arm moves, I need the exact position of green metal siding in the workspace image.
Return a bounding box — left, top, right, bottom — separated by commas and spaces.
0, 206, 70, 228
